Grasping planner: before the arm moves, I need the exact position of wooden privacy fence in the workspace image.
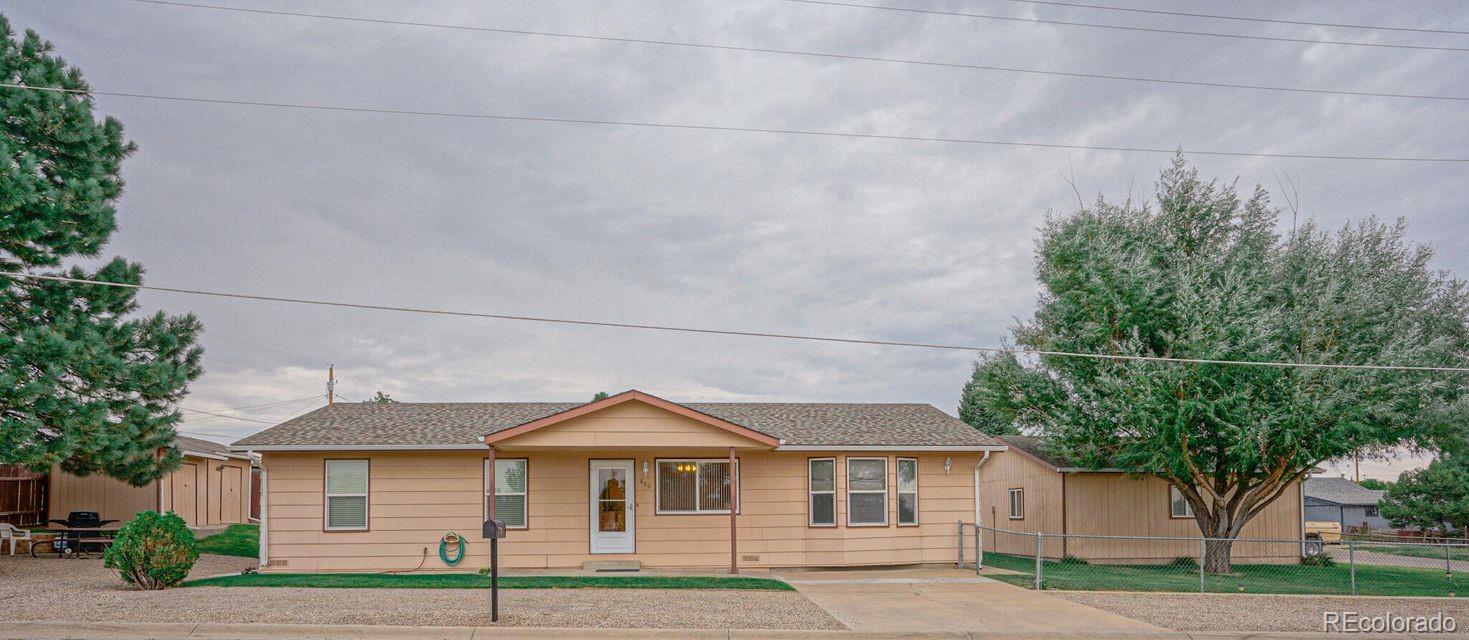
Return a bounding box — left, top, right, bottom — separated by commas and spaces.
0, 465, 47, 526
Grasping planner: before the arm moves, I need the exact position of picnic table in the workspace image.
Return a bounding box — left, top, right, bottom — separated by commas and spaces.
33, 518, 120, 558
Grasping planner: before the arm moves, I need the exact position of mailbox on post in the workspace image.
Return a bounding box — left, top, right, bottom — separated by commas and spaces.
483, 519, 507, 539
483, 519, 506, 622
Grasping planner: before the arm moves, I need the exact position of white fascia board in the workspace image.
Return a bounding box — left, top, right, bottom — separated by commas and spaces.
776, 445, 1008, 452
230, 444, 488, 452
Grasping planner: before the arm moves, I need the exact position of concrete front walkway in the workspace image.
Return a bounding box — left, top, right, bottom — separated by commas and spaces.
775, 567, 1166, 635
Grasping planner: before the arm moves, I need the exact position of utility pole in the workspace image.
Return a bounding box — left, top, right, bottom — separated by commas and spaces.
327, 365, 335, 406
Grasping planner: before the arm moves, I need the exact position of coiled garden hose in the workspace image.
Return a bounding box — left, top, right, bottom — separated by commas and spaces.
439, 532, 466, 566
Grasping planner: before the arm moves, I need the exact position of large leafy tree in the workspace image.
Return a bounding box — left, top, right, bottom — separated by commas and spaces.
963, 157, 1469, 572
1380, 457, 1469, 535
0, 15, 202, 485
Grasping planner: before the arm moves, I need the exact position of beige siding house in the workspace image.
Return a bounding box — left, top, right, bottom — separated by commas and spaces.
49, 436, 254, 528
233, 390, 1006, 573
982, 436, 1305, 563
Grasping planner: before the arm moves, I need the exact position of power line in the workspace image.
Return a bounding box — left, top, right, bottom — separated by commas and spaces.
5, 271, 1467, 373
113, 0, 1466, 103
178, 406, 278, 424
988, 0, 1469, 36
3, 83, 1464, 163
190, 395, 324, 414
786, 0, 1469, 53
209, 333, 331, 366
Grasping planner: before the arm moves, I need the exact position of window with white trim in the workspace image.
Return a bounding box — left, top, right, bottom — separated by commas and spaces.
847, 457, 888, 526
809, 458, 836, 526
1008, 488, 1024, 520
324, 460, 368, 530
656, 459, 738, 514
896, 457, 919, 525
486, 458, 528, 529
1169, 485, 1194, 518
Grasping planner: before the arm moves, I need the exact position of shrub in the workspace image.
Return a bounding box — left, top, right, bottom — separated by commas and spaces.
1059, 555, 1089, 565
103, 511, 199, 590
1300, 554, 1337, 567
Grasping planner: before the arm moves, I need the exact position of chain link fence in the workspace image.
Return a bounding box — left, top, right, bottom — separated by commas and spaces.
957, 523, 1466, 597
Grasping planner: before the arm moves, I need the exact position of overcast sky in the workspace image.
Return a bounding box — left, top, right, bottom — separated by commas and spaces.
8, 0, 1467, 479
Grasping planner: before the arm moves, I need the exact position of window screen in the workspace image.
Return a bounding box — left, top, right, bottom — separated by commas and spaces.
847, 458, 888, 526
809, 458, 835, 526
325, 460, 368, 530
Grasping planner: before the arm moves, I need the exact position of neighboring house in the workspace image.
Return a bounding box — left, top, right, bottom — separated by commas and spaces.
49, 435, 255, 528
1304, 477, 1389, 531
231, 390, 1005, 573
982, 436, 1304, 564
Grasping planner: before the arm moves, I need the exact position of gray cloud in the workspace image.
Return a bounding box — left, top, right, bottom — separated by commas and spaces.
9, 0, 1467, 456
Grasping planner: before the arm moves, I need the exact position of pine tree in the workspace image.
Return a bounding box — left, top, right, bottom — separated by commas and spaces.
0, 14, 202, 485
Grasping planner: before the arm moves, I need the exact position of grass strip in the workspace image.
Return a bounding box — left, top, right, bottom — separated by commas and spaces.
983, 552, 1464, 597
196, 524, 260, 558
185, 572, 793, 591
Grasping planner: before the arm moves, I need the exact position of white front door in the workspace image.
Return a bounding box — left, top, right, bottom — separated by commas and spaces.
589, 459, 635, 554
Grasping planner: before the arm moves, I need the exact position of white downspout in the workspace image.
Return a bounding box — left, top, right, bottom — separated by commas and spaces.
974, 451, 992, 569
258, 460, 269, 567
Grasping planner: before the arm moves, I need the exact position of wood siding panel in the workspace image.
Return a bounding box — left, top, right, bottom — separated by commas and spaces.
260, 449, 984, 572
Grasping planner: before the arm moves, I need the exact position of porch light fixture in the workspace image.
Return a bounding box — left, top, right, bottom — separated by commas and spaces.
642, 461, 648, 477
944, 457, 953, 474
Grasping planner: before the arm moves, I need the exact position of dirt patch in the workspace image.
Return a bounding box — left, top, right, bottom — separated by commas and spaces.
1055, 591, 1469, 632
0, 555, 843, 630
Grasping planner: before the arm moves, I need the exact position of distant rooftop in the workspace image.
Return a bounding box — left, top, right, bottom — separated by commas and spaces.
1305, 477, 1385, 506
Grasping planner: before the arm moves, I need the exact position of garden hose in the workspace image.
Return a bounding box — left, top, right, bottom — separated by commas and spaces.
438, 532, 466, 566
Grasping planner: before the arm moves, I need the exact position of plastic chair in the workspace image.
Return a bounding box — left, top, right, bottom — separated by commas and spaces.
0, 523, 33, 555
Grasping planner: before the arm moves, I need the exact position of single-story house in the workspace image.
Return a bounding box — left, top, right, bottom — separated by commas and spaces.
49, 435, 255, 528
982, 436, 1304, 563
1304, 477, 1389, 531
231, 390, 1006, 573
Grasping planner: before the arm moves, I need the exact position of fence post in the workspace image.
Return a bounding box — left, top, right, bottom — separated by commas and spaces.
1348, 540, 1356, 596
957, 521, 964, 569
1447, 542, 1453, 578
1034, 532, 1043, 591
975, 523, 983, 574
1198, 538, 1206, 593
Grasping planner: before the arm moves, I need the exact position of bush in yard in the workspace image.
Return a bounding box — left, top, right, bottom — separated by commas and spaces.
1300, 554, 1336, 567
103, 511, 199, 590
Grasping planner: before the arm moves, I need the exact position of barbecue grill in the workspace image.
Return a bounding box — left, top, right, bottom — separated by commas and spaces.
37, 511, 120, 558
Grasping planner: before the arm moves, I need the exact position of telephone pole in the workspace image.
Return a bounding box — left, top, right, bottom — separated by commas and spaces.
327, 365, 335, 406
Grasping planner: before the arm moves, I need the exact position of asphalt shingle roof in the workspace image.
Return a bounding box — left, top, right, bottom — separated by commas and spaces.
1305, 477, 1386, 506
231, 399, 999, 449
175, 435, 243, 458
998, 435, 1073, 469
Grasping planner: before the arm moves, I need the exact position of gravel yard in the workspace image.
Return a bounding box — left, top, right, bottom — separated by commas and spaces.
1055, 591, 1469, 632
0, 555, 844, 630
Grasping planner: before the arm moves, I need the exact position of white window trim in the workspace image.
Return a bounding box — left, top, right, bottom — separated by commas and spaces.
846, 456, 889, 527
808, 457, 837, 527
1008, 487, 1024, 520
896, 457, 919, 526
1169, 485, 1195, 519
654, 458, 740, 515
324, 459, 369, 531
485, 458, 529, 530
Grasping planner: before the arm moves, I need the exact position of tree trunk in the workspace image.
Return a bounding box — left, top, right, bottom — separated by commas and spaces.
1203, 537, 1234, 575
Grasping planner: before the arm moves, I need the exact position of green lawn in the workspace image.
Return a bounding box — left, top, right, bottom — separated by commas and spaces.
196, 524, 259, 558
1358, 544, 1469, 563
185, 572, 793, 591
983, 553, 1464, 597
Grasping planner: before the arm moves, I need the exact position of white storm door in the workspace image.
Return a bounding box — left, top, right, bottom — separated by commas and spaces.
589, 460, 635, 554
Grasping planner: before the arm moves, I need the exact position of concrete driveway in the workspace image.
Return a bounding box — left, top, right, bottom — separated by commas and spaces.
775, 567, 1164, 635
